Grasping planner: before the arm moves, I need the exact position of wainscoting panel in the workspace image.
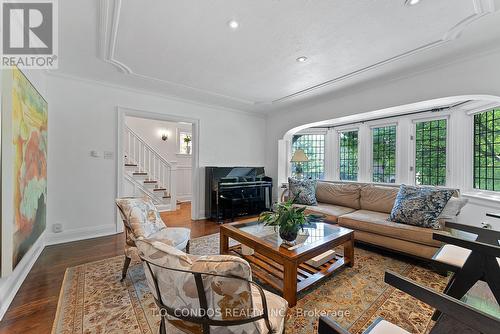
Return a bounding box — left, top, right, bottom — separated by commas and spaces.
176, 166, 192, 201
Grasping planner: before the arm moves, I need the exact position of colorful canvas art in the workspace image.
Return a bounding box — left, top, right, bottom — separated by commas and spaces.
11, 68, 48, 269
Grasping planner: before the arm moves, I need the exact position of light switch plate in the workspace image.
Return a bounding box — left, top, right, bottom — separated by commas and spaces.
90, 150, 101, 158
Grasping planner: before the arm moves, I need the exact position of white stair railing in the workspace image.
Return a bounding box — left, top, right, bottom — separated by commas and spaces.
124, 125, 177, 210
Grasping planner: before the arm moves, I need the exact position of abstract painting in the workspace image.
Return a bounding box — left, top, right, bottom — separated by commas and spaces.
10, 68, 48, 269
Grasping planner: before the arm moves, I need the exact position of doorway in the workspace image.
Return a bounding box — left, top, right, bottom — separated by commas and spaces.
116, 107, 200, 232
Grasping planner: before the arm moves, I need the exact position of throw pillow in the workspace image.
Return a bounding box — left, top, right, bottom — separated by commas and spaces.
116, 197, 166, 238
389, 185, 455, 229
288, 177, 317, 205
438, 197, 469, 221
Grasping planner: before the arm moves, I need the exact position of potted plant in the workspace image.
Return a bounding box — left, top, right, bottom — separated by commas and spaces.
183, 135, 191, 154
258, 197, 324, 245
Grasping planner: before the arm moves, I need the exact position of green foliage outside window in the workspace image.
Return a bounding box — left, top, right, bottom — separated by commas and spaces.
415, 119, 447, 186
474, 109, 500, 191
291, 134, 325, 179
372, 126, 397, 183
339, 131, 358, 181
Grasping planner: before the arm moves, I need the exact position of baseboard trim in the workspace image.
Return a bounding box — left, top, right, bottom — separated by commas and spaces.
45, 224, 118, 246
0, 232, 46, 321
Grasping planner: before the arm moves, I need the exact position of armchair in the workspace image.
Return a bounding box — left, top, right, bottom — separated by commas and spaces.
318, 271, 500, 334
115, 196, 191, 281
136, 239, 288, 334
430, 221, 500, 320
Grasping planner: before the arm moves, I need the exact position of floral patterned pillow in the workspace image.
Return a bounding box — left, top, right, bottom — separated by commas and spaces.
288, 178, 317, 205
116, 197, 166, 238
389, 185, 454, 229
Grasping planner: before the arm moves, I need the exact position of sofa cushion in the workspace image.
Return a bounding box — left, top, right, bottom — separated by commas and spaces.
353, 230, 440, 259
389, 185, 454, 229
360, 185, 399, 214
289, 177, 317, 205
315, 181, 361, 209
297, 203, 356, 222
338, 210, 444, 247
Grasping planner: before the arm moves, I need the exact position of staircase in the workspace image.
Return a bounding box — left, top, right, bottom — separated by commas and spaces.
123, 125, 177, 211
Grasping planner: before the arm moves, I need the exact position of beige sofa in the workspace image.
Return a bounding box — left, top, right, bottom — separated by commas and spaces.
300, 181, 456, 259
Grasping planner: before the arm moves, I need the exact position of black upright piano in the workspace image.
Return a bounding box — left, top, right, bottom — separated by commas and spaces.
205, 167, 273, 222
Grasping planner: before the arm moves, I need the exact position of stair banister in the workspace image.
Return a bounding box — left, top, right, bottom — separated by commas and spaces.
124, 125, 177, 211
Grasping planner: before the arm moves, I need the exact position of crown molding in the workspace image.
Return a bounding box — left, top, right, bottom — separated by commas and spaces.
272, 0, 496, 104
98, 0, 496, 106
45, 71, 267, 119
97, 0, 255, 105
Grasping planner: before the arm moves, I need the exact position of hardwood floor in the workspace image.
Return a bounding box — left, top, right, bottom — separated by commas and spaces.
0, 203, 222, 334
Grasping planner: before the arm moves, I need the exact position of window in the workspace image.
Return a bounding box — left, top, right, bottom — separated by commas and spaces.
415, 119, 447, 186
372, 125, 397, 183
339, 130, 358, 181
474, 109, 500, 191
178, 131, 192, 155
291, 134, 325, 179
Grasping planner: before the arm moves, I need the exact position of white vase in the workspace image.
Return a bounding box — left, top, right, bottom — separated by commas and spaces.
186, 145, 191, 154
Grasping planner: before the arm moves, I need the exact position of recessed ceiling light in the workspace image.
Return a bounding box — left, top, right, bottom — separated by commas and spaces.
405, 0, 421, 6
296, 56, 308, 63
227, 20, 239, 29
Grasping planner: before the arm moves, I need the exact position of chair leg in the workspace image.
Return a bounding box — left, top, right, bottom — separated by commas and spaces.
431, 258, 481, 321
121, 256, 132, 282
159, 317, 167, 334
484, 256, 500, 304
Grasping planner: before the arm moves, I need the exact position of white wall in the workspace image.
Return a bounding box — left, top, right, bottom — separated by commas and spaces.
266, 49, 500, 229
44, 74, 266, 244
0, 69, 48, 320
124, 116, 193, 201
124, 116, 192, 166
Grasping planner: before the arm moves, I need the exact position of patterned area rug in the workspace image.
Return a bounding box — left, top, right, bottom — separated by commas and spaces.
52, 233, 449, 334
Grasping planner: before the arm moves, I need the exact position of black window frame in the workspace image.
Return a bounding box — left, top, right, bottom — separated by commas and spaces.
291, 133, 325, 180
372, 125, 397, 183
414, 118, 448, 186
473, 109, 500, 192
339, 130, 359, 181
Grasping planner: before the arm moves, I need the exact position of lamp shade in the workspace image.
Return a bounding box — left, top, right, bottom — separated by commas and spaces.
291, 149, 309, 162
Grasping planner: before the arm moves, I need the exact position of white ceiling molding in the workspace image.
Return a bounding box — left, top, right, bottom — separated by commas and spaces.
98, 0, 496, 107
98, 0, 255, 106
273, 0, 496, 104
98, 0, 132, 74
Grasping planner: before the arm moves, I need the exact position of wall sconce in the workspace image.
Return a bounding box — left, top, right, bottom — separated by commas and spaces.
161, 132, 168, 141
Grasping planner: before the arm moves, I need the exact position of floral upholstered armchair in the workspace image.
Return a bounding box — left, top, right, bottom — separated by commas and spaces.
115, 197, 191, 281
136, 239, 288, 334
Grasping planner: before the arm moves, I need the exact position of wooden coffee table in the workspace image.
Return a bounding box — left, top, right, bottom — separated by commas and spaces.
220, 221, 354, 306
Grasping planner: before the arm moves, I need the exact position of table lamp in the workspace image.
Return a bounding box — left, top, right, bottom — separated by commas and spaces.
291, 149, 309, 179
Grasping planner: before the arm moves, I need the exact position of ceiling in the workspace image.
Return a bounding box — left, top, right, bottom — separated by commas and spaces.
54, 0, 500, 113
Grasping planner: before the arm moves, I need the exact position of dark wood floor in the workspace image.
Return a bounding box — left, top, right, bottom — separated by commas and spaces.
0, 203, 221, 334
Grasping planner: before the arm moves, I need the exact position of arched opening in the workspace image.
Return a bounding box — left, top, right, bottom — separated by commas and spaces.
277, 95, 500, 193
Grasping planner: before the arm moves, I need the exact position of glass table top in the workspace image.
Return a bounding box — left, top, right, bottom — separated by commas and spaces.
235, 221, 348, 250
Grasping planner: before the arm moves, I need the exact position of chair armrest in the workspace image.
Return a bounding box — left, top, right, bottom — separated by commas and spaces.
318, 316, 351, 334
433, 232, 500, 258
385, 271, 500, 334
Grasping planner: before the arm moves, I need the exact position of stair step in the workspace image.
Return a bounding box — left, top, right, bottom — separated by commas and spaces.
133, 172, 147, 175
163, 195, 171, 199
125, 163, 137, 167
144, 180, 158, 184
153, 188, 166, 192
